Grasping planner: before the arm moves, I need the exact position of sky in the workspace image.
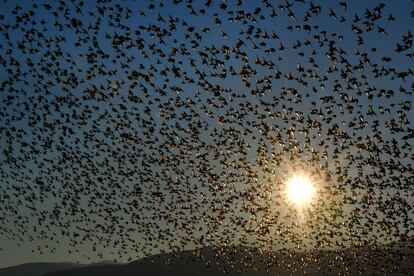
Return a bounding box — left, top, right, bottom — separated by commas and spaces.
0, 0, 413, 268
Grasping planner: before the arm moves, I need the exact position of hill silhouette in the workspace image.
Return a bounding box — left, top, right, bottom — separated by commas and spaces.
0, 262, 82, 276
0, 260, 121, 276
41, 244, 414, 276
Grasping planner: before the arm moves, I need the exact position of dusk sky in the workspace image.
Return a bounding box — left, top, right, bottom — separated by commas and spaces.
0, 0, 413, 271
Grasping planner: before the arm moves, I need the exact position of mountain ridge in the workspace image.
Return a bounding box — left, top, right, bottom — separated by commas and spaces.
41, 244, 414, 276
0, 262, 82, 276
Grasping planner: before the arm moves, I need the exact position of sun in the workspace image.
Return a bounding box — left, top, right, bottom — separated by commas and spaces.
286, 174, 316, 207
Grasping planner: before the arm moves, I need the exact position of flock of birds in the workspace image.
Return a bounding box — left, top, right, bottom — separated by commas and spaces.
0, 0, 413, 273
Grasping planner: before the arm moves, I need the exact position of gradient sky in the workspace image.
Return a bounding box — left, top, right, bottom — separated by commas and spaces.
0, 0, 413, 268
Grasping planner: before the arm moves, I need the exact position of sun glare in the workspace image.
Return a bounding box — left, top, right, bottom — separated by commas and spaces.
286, 174, 315, 207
